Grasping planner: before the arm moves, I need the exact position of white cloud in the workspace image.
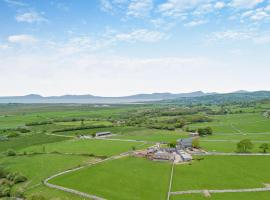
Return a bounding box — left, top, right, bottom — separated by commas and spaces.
265, 5, 270, 11
100, 0, 113, 12
214, 1, 226, 9
241, 8, 269, 21
127, 0, 153, 18
158, 0, 207, 17
184, 19, 208, 27
230, 0, 264, 9
8, 35, 38, 44
4, 0, 26, 7
209, 30, 254, 41
114, 29, 166, 42
15, 11, 47, 23
0, 44, 10, 50
250, 10, 269, 20
254, 34, 270, 44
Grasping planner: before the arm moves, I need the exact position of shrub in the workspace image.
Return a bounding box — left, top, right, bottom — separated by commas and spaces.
7, 132, 19, 138
198, 127, 213, 136
6, 149, 16, 157
16, 128, 30, 133
13, 174, 27, 184
192, 138, 200, 148
0, 185, 11, 197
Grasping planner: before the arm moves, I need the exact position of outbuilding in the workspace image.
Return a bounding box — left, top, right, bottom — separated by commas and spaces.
95, 131, 112, 137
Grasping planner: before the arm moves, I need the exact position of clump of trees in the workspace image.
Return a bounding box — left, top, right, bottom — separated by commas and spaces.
198, 127, 213, 136
236, 139, 253, 153
25, 121, 53, 126
52, 124, 113, 133
167, 141, 177, 148
0, 167, 27, 198
260, 143, 269, 153
192, 138, 200, 148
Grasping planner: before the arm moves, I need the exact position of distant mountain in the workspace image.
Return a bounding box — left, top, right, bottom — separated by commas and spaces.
0, 91, 208, 104
0, 91, 269, 104
163, 91, 270, 105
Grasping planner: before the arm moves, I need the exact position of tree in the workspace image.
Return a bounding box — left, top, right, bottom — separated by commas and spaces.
168, 142, 176, 148
91, 133, 96, 138
192, 138, 200, 149
81, 119, 85, 126
236, 139, 253, 153
259, 143, 269, 153
131, 146, 136, 151
198, 127, 213, 136
6, 149, 16, 156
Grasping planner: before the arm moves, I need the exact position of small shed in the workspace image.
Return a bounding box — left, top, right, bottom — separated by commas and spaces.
189, 132, 199, 137
95, 132, 112, 137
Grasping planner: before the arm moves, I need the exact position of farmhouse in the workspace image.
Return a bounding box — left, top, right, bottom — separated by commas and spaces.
144, 140, 194, 163
177, 138, 193, 149
95, 131, 112, 137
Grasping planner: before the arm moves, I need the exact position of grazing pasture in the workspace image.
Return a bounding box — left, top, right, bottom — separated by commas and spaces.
172, 156, 270, 191
21, 138, 148, 156
50, 156, 172, 200
189, 113, 270, 134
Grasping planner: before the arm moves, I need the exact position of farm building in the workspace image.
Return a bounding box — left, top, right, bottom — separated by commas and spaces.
189, 132, 199, 137
177, 138, 193, 149
95, 131, 112, 137
152, 151, 174, 161
178, 150, 192, 161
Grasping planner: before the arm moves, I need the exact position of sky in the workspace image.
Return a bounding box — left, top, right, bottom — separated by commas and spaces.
0, 0, 270, 97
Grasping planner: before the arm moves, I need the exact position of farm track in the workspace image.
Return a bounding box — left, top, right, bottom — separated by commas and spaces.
196, 152, 270, 156
201, 139, 270, 143
44, 151, 132, 200
170, 186, 270, 196
167, 163, 175, 200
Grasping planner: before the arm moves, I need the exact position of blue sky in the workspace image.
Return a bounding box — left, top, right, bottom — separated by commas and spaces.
0, 0, 270, 96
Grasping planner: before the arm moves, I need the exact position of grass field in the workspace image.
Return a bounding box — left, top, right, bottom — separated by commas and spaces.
21, 138, 149, 156
200, 140, 266, 153
50, 156, 172, 200
1, 103, 270, 199
0, 133, 69, 153
189, 113, 270, 134
0, 153, 93, 199
113, 129, 189, 142
172, 156, 270, 191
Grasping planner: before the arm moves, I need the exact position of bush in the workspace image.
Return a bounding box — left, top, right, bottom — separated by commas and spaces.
0, 185, 11, 197
0, 167, 8, 179
198, 127, 213, 136
12, 187, 25, 198
6, 149, 16, 157
16, 128, 30, 133
13, 174, 27, 184
192, 138, 200, 148
7, 132, 19, 138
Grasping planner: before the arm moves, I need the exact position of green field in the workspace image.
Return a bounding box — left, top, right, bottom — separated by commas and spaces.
0, 103, 270, 199
172, 156, 270, 191
189, 113, 270, 134
50, 156, 172, 200
21, 138, 149, 156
